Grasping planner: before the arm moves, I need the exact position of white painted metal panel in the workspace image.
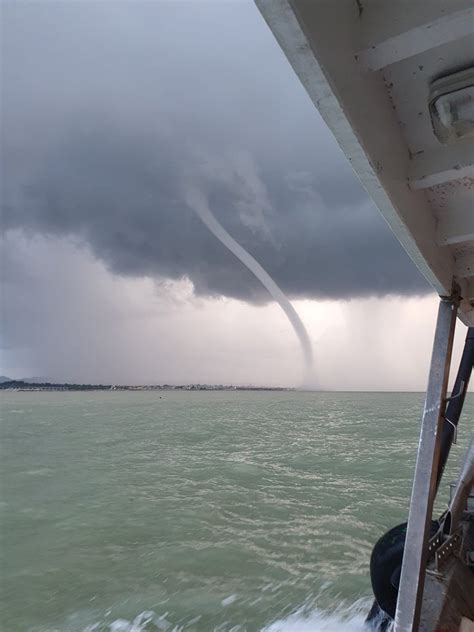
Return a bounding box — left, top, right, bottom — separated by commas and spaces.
454, 243, 474, 277
357, 6, 474, 71
256, 0, 474, 326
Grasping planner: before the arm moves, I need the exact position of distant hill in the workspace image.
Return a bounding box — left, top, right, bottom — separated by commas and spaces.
0, 376, 12, 383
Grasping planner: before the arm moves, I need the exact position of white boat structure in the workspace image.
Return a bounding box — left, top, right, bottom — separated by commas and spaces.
255, 1, 474, 631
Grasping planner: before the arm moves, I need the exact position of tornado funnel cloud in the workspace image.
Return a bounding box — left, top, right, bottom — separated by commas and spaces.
185, 187, 315, 386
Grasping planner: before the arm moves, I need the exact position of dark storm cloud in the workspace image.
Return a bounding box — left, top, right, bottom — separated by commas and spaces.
2, 0, 428, 301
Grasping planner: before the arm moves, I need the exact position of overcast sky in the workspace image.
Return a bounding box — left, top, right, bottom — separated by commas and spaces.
1, 0, 471, 389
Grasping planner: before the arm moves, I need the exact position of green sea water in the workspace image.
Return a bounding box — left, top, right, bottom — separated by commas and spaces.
1, 391, 472, 632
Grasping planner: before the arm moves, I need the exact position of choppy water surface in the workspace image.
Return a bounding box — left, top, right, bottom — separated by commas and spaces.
1, 391, 472, 632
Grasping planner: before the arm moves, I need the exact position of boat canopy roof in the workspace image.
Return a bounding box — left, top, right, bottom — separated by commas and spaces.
256, 0, 474, 326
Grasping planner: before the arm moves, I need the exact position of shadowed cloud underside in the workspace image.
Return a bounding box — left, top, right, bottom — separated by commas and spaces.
2, 0, 429, 304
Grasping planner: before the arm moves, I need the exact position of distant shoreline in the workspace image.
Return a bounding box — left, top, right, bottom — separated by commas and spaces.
0, 380, 293, 392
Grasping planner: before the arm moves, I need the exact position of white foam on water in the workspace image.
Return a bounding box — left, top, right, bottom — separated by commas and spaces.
260, 606, 368, 632
104, 611, 172, 632
75, 601, 372, 632
221, 594, 238, 607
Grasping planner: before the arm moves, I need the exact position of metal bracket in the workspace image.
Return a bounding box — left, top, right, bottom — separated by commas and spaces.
445, 417, 459, 444
444, 380, 465, 404
434, 530, 463, 572
427, 530, 443, 559
443, 380, 465, 445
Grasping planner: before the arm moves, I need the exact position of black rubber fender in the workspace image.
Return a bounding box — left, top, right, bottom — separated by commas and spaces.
369, 520, 439, 621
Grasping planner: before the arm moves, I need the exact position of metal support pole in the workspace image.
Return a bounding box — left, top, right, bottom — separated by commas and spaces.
436, 327, 474, 490
394, 296, 458, 632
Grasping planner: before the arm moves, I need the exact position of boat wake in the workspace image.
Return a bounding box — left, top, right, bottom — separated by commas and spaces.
261, 602, 369, 632
78, 600, 370, 632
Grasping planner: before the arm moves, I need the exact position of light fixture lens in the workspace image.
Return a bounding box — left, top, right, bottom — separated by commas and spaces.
429, 68, 474, 144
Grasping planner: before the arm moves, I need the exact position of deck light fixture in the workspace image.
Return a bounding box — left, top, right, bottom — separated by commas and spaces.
429, 67, 474, 144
